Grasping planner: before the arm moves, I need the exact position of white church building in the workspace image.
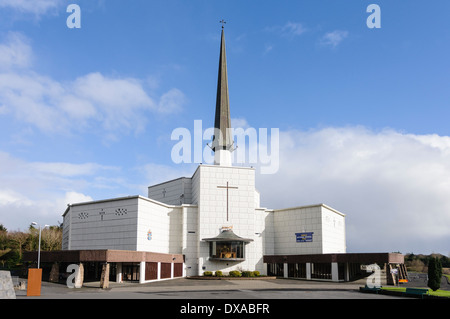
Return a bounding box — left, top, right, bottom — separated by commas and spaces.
25, 27, 405, 286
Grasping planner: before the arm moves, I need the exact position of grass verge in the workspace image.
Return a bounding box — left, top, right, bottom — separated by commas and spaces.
381, 286, 450, 298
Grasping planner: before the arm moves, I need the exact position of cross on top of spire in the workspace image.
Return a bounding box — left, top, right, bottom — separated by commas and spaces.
219, 19, 226, 29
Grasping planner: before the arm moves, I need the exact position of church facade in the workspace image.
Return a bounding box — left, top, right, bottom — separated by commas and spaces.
25, 27, 405, 286
62, 165, 346, 278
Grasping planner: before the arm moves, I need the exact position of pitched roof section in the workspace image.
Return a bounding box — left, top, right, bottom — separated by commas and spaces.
211, 28, 233, 152
202, 229, 253, 243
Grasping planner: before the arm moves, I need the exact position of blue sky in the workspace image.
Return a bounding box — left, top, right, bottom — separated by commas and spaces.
0, 0, 449, 255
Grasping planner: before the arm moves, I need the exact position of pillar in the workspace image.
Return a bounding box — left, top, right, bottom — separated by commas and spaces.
139, 261, 146, 284
100, 263, 110, 289
157, 262, 161, 280
306, 262, 311, 280
344, 262, 350, 282
198, 257, 204, 276
49, 262, 59, 283
283, 263, 288, 278
0, 271, 16, 299
331, 262, 339, 282
116, 263, 122, 283
74, 263, 84, 288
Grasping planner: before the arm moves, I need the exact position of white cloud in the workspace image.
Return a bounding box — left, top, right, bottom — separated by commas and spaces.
63, 191, 94, 206
0, 150, 193, 231
71, 72, 158, 133
157, 88, 186, 114
231, 117, 250, 129
282, 22, 307, 36
256, 126, 450, 254
0, 190, 92, 231
0, 0, 60, 16
73, 73, 154, 110
0, 35, 186, 138
320, 30, 349, 48
0, 189, 33, 206
0, 32, 33, 70
0, 71, 185, 135
139, 162, 196, 187
0, 72, 69, 132
29, 162, 118, 178
263, 44, 273, 54
266, 21, 307, 38
0, 151, 114, 230
0, 151, 118, 188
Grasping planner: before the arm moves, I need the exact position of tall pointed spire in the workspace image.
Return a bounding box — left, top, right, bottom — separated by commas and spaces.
212, 22, 234, 166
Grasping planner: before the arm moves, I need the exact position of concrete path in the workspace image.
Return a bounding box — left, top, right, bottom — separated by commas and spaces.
14, 277, 406, 299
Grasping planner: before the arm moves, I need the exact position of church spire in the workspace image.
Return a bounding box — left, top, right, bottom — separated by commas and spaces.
212, 22, 234, 166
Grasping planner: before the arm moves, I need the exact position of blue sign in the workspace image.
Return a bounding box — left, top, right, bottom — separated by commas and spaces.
295, 232, 313, 242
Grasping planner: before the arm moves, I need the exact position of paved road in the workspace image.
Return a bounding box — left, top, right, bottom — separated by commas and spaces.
13, 278, 426, 317
15, 278, 406, 299
404, 272, 450, 290
11, 276, 441, 318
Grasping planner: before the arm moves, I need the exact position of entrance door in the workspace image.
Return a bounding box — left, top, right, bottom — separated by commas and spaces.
122, 263, 140, 282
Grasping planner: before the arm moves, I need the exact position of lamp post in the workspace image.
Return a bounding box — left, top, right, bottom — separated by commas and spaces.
31, 222, 49, 269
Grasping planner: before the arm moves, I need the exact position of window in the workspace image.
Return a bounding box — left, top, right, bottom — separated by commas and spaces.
267, 263, 284, 276
311, 263, 332, 280
203, 228, 253, 261
122, 263, 140, 282
288, 263, 307, 278
209, 241, 244, 260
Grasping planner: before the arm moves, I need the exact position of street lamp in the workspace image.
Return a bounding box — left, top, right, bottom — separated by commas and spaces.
31, 222, 49, 269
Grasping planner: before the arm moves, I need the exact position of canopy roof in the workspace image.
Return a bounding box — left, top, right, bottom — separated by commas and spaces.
202, 229, 253, 243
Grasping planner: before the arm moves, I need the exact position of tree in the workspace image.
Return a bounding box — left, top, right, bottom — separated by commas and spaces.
427, 257, 442, 291
0, 227, 8, 250
7, 231, 30, 260
441, 255, 450, 268
0, 227, 9, 267
0, 222, 62, 269
41, 227, 62, 251
409, 259, 426, 272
